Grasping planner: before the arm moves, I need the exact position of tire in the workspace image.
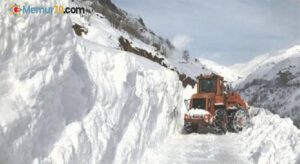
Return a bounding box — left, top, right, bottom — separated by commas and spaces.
182, 122, 194, 134
228, 109, 249, 132
214, 107, 228, 134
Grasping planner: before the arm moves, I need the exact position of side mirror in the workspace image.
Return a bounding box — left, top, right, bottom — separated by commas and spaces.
184, 99, 191, 110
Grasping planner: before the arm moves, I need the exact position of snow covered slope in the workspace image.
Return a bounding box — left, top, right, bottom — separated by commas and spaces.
198, 58, 242, 82
234, 46, 300, 127
231, 46, 300, 77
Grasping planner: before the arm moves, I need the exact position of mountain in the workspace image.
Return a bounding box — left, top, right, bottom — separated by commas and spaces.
231, 45, 300, 77
0, 0, 299, 163
198, 58, 242, 82
234, 46, 300, 127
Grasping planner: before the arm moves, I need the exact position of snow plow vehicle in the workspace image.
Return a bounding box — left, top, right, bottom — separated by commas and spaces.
183, 74, 249, 134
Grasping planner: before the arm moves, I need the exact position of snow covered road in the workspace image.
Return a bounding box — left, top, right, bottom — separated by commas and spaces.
141, 108, 300, 164
142, 133, 249, 164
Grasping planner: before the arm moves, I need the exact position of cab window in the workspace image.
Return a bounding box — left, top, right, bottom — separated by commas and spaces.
192, 98, 206, 109
200, 79, 215, 92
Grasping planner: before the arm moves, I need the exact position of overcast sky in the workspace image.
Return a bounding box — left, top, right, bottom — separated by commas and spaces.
113, 0, 300, 65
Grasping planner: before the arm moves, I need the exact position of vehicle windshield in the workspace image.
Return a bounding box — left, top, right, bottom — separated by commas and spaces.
200, 79, 215, 92
192, 98, 206, 109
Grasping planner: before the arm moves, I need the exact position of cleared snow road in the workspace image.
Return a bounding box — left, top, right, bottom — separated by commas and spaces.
143, 133, 249, 164
141, 108, 300, 164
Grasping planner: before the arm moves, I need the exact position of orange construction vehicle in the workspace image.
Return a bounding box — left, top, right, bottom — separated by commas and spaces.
183, 73, 249, 134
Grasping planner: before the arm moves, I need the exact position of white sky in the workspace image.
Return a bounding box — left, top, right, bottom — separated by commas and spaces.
113, 0, 300, 65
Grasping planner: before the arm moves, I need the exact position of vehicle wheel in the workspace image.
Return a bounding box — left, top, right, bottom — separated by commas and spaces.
182, 122, 193, 134
228, 109, 249, 132
214, 108, 228, 134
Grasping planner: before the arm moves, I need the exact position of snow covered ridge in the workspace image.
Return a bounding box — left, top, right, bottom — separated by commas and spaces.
235, 45, 300, 127
71, 0, 242, 84
75, 0, 175, 57
70, 0, 211, 87
231, 45, 300, 77
198, 57, 242, 83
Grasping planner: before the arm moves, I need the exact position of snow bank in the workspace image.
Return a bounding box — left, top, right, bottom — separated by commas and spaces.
0, 1, 183, 164
239, 108, 300, 164
39, 47, 182, 164
0, 0, 79, 163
